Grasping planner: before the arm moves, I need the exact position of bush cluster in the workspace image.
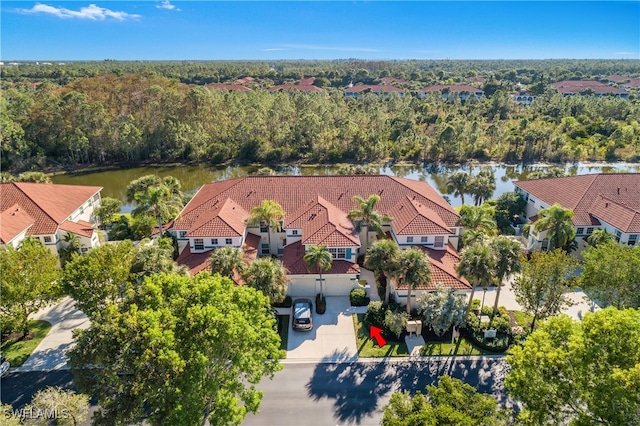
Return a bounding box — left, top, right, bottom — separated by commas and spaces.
271, 295, 292, 308
350, 288, 370, 306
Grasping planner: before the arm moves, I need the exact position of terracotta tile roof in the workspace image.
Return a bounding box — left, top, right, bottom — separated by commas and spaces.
298, 77, 316, 85
0, 182, 101, 235
234, 77, 255, 84
515, 173, 640, 231
269, 84, 323, 93
551, 80, 628, 95
607, 75, 631, 83
59, 220, 95, 238
420, 84, 484, 94
243, 232, 261, 261
394, 244, 471, 291
0, 204, 34, 244
389, 196, 452, 235
286, 196, 360, 246
185, 198, 249, 238
205, 84, 251, 92
622, 79, 640, 89
344, 85, 404, 94
173, 176, 460, 237
282, 241, 360, 275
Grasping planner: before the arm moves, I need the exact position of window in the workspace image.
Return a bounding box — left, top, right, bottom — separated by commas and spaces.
629, 234, 637, 246
260, 224, 268, 233
434, 236, 444, 248
194, 239, 204, 250
541, 240, 549, 251
261, 244, 270, 255
292, 230, 299, 235
179, 231, 187, 238
44, 236, 52, 243
421, 236, 428, 243
576, 227, 584, 235
211, 238, 218, 245
225, 238, 233, 245
407, 236, 414, 243
586, 227, 594, 236
328, 247, 346, 259
80, 247, 89, 254
615, 230, 622, 243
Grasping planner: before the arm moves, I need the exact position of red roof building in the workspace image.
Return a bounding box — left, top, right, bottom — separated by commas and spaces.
551, 80, 629, 98
344, 85, 405, 98
205, 84, 251, 92
418, 84, 484, 102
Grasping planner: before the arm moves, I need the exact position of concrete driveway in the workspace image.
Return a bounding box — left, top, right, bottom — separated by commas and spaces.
286, 297, 358, 362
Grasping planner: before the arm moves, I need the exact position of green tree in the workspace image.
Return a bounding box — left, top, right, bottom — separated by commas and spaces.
25, 386, 90, 426
248, 199, 286, 256
396, 247, 432, 315
0, 403, 21, 426
364, 239, 400, 304
130, 239, 186, 282
456, 241, 495, 320
303, 244, 332, 297
416, 284, 467, 336
446, 171, 471, 205
242, 257, 289, 304
533, 203, 576, 251
494, 191, 526, 232
512, 249, 578, 331
459, 205, 497, 246
506, 308, 640, 426
382, 375, 511, 426
468, 169, 496, 206
93, 196, 122, 227
0, 237, 60, 337
488, 235, 522, 315
348, 194, 392, 249
210, 246, 246, 279
586, 228, 614, 247
581, 241, 640, 308
132, 183, 183, 238
68, 272, 282, 426
61, 241, 135, 320
58, 232, 82, 267
16, 171, 52, 183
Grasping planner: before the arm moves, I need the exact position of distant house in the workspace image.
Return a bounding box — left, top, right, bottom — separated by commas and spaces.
268, 83, 323, 93
620, 79, 640, 91
606, 75, 631, 83
205, 84, 251, 92
512, 90, 536, 106
170, 175, 469, 301
418, 84, 484, 102
551, 80, 629, 98
0, 182, 103, 254
514, 173, 640, 254
343, 85, 405, 99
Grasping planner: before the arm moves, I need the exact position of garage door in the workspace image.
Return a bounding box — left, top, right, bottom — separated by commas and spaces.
323, 278, 356, 296
287, 277, 317, 297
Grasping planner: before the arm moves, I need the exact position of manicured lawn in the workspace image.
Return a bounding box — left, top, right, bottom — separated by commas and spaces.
1, 320, 51, 367
511, 310, 534, 329
353, 314, 409, 357
419, 338, 491, 356
277, 315, 289, 355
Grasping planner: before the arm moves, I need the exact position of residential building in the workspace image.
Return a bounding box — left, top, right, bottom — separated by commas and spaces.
0, 182, 103, 254
512, 90, 536, 106
343, 85, 405, 99
170, 175, 469, 300
551, 80, 630, 98
205, 83, 251, 92
514, 173, 640, 254
418, 84, 484, 102
269, 83, 323, 93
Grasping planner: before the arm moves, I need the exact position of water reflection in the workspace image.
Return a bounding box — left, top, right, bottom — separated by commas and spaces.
51, 162, 639, 212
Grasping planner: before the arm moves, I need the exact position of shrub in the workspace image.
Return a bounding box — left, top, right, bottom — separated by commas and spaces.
490, 316, 511, 334
272, 296, 292, 308
384, 310, 409, 338
363, 301, 386, 328
315, 293, 326, 314
470, 299, 481, 314
350, 288, 370, 306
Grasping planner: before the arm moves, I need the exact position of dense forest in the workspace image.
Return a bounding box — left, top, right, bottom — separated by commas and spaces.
1, 59, 640, 171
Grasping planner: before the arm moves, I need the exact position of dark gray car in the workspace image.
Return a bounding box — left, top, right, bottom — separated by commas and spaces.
292, 299, 313, 331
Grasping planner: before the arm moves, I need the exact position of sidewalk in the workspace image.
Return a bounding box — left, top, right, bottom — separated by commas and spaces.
14, 297, 89, 372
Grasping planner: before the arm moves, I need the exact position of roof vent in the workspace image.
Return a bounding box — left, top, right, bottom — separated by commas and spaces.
617, 187, 621, 195
605, 202, 609, 208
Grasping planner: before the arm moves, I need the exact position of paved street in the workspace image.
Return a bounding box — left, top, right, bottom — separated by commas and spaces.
243, 357, 512, 426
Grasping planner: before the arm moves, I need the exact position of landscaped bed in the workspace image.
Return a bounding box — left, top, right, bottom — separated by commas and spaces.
277, 315, 289, 354
353, 314, 408, 357
1, 320, 52, 367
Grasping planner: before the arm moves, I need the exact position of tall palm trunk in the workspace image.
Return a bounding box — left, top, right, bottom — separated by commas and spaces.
466, 278, 478, 320
493, 279, 503, 316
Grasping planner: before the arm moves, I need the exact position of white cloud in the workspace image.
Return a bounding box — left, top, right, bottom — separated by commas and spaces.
157, 1, 180, 12
262, 48, 287, 52
21, 3, 141, 21
282, 44, 379, 53
614, 51, 636, 56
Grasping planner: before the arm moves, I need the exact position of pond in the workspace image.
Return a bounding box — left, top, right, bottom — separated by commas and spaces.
50, 162, 640, 212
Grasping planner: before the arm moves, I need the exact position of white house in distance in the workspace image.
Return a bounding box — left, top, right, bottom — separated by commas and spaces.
418, 84, 485, 102
171, 175, 470, 301
0, 182, 103, 254
514, 173, 640, 255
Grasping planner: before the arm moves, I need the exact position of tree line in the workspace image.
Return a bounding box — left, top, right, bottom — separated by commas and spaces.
2, 61, 640, 172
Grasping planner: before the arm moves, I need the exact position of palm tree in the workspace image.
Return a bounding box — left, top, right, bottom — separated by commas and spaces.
456, 241, 496, 320
242, 257, 289, 304
210, 247, 246, 279
132, 184, 183, 238
303, 245, 333, 297
459, 205, 497, 246
533, 203, 576, 251
587, 229, 614, 248
348, 194, 392, 250
488, 236, 522, 315
468, 170, 496, 206
446, 171, 471, 205
395, 247, 432, 315
59, 232, 81, 266
248, 200, 285, 256
364, 239, 400, 304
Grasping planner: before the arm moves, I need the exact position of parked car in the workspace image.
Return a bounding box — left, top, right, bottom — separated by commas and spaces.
0, 356, 10, 378
292, 298, 313, 331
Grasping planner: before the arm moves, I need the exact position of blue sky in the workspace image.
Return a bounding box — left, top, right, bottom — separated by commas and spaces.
1, 1, 639, 60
